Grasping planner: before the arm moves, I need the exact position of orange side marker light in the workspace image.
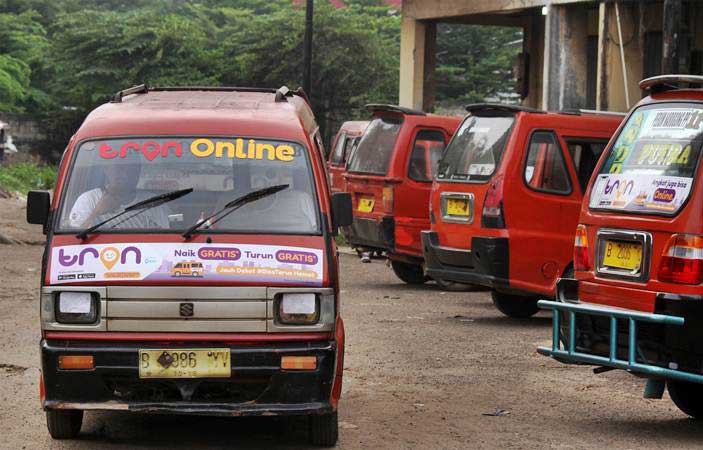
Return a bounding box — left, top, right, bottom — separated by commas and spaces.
281, 356, 317, 370
58, 355, 94, 370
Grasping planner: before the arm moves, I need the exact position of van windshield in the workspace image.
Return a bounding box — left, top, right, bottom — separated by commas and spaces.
347, 116, 402, 175
57, 137, 320, 234
589, 103, 703, 215
437, 115, 514, 182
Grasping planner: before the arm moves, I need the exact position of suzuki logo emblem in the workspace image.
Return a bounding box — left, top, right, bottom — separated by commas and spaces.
179, 302, 194, 317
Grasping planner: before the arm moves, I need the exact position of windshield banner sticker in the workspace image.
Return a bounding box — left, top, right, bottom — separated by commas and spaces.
50, 243, 323, 285
93, 138, 296, 162
589, 173, 692, 213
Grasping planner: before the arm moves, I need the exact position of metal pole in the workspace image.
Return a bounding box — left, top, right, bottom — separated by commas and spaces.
614, 1, 630, 109
303, 0, 314, 95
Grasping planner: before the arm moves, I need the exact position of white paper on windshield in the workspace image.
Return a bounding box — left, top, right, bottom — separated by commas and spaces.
468, 163, 495, 175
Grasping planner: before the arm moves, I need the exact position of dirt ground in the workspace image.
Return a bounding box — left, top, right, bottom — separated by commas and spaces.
1, 198, 703, 449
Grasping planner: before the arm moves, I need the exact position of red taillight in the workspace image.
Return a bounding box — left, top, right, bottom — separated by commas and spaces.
481, 175, 505, 228
574, 224, 591, 272
382, 186, 394, 214
658, 234, 703, 285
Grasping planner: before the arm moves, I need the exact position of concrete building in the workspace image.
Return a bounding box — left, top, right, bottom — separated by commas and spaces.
400, 0, 703, 112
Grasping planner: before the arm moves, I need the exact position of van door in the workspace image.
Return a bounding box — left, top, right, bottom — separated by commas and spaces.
394, 129, 449, 256
510, 130, 580, 296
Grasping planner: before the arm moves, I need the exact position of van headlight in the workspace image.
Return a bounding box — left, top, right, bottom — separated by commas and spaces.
55, 292, 99, 324
277, 293, 319, 325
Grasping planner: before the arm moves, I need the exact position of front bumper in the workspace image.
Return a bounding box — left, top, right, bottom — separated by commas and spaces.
41, 339, 337, 416
346, 216, 394, 252
537, 278, 703, 384
421, 231, 509, 289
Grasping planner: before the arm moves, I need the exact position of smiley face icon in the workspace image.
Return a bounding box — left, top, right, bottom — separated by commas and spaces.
100, 247, 120, 270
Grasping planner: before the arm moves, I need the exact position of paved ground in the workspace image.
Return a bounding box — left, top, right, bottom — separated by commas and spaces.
1, 216, 703, 448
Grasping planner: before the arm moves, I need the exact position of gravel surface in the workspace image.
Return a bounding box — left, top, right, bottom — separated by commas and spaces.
1, 240, 702, 449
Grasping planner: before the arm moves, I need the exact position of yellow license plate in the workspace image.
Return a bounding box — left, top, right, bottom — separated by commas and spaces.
602, 240, 643, 271
358, 197, 375, 213
139, 349, 230, 379
446, 198, 470, 216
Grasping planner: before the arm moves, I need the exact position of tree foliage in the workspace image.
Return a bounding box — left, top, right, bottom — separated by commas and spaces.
0, 0, 520, 157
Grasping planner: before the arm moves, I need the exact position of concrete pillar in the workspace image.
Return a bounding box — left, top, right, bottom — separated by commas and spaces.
543, 5, 589, 111
523, 12, 544, 109
596, 1, 609, 111
662, 0, 682, 74
399, 16, 434, 111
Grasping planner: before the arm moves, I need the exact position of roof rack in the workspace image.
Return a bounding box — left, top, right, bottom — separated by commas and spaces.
111, 84, 149, 103
559, 108, 626, 117
111, 85, 296, 103
365, 104, 426, 116
464, 103, 544, 114
639, 75, 703, 93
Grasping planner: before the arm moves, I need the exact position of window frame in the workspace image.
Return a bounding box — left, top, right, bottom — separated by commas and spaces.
564, 137, 610, 194
522, 129, 573, 196
406, 128, 448, 183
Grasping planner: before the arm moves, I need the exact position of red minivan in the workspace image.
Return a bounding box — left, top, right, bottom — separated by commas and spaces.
327, 120, 369, 193
423, 104, 623, 316
538, 75, 703, 418
343, 104, 460, 284
25, 85, 352, 446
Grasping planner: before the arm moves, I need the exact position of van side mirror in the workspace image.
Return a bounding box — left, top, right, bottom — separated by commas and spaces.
27, 191, 51, 227
331, 192, 353, 233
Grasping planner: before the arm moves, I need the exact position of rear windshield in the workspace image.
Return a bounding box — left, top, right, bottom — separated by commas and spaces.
347, 116, 402, 175
57, 137, 320, 234
589, 103, 703, 215
437, 115, 514, 182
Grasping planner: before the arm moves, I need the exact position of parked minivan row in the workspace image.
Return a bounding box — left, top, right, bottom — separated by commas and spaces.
331, 102, 624, 319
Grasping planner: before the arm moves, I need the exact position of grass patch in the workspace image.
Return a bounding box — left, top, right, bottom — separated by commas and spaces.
0, 163, 57, 194
335, 233, 348, 247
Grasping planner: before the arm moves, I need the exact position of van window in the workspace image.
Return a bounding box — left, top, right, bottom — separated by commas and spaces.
524, 131, 571, 194
589, 103, 703, 215
566, 139, 608, 191
57, 137, 320, 234
347, 116, 402, 175
437, 115, 513, 182
330, 134, 347, 165
408, 130, 446, 182
343, 137, 360, 164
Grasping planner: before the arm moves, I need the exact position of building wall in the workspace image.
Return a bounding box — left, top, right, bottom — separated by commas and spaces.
400, 0, 703, 114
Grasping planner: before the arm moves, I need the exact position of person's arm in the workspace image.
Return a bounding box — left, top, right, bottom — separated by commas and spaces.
68, 189, 102, 227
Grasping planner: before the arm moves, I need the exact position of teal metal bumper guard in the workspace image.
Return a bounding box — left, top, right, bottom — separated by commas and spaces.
537, 298, 703, 384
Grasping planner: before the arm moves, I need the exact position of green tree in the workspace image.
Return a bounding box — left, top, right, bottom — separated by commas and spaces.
436, 24, 521, 104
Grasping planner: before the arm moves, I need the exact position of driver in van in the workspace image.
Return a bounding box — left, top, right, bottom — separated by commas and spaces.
68, 163, 170, 229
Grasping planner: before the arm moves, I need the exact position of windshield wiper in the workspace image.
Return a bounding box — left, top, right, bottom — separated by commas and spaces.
75, 187, 193, 240
182, 184, 289, 239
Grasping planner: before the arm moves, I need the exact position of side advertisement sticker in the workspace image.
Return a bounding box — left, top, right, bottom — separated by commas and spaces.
50, 243, 323, 285
589, 173, 692, 213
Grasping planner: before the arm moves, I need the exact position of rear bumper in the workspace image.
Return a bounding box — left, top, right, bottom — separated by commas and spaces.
537, 278, 703, 384
346, 216, 395, 252
421, 231, 509, 288
41, 339, 337, 416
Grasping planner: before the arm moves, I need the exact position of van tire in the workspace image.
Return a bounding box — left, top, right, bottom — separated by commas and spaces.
390, 261, 426, 284
174, 271, 181, 277
46, 409, 83, 439
668, 381, 703, 419
435, 278, 474, 292
309, 411, 338, 446
491, 291, 539, 318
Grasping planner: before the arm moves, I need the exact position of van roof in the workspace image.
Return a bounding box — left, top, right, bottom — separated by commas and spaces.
465, 102, 626, 118
73, 86, 318, 144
